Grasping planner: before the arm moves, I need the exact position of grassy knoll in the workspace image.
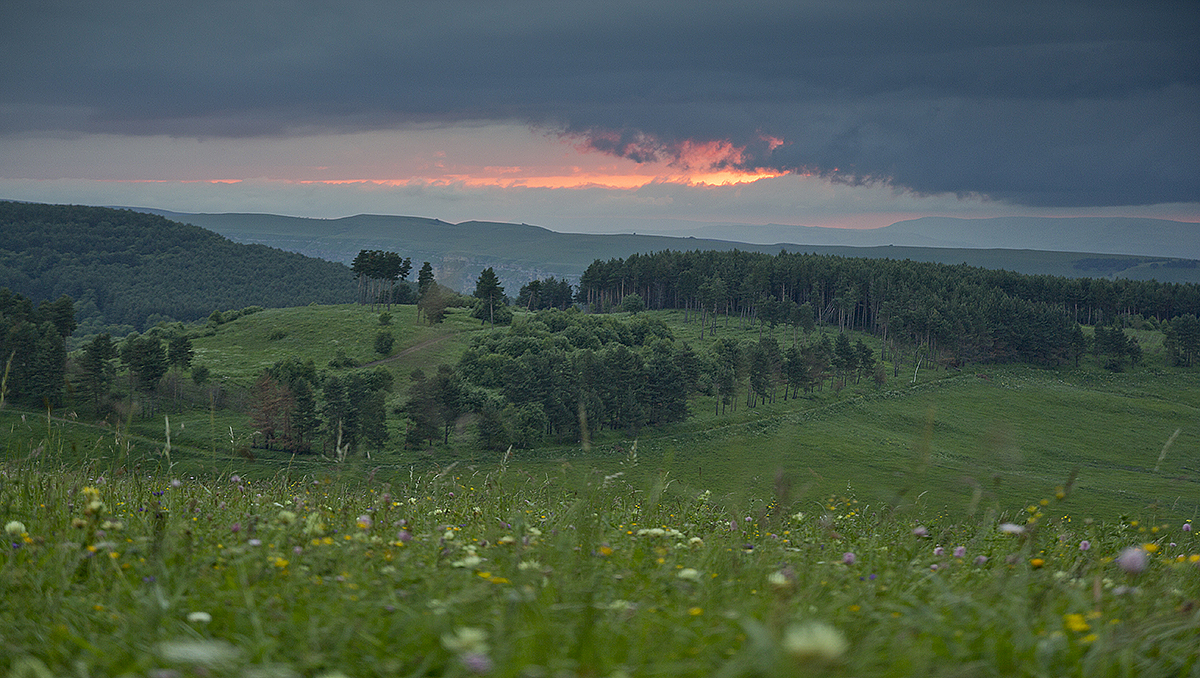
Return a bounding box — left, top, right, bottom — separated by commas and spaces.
190, 303, 485, 385
0, 459, 1197, 677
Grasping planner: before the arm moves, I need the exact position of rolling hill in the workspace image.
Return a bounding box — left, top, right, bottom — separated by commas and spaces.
0, 201, 355, 337
133, 209, 1200, 293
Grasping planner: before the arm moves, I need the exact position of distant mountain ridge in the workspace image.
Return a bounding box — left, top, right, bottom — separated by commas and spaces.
128, 208, 1200, 293
672, 216, 1200, 260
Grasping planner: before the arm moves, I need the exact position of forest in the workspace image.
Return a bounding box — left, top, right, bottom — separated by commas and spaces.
576, 250, 1200, 367
0, 201, 355, 338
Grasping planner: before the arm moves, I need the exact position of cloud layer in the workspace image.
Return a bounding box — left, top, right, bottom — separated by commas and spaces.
3, 1, 1197, 207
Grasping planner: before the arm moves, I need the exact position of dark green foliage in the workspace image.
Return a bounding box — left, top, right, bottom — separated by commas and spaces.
119, 333, 167, 394
619, 293, 645, 314
252, 356, 322, 453
576, 249, 1200, 367
402, 369, 440, 449
416, 262, 435, 298
1093, 324, 1141, 371
0, 201, 354, 335
473, 267, 505, 327
516, 277, 574, 310
76, 333, 117, 413
0, 288, 75, 408
457, 311, 694, 441
471, 299, 513, 326
350, 250, 411, 308
26, 324, 66, 408
321, 368, 392, 456
374, 331, 395, 356
418, 284, 453, 325
167, 334, 194, 371
854, 338, 876, 383
191, 364, 210, 386
1163, 314, 1200, 366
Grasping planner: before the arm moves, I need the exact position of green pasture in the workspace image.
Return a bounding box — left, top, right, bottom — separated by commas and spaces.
3, 305, 1197, 526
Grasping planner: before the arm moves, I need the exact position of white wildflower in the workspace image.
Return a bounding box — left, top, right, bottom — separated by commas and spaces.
781, 621, 849, 663
441, 627, 490, 655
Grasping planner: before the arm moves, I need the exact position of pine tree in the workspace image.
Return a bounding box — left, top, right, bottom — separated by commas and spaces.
78, 333, 117, 414
474, 267, 504, 327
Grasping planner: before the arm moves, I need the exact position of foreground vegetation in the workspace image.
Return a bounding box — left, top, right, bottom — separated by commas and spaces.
1, 454, 1197, 677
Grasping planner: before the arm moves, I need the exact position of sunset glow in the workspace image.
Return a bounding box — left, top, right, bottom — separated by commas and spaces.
288, 134, 789, 190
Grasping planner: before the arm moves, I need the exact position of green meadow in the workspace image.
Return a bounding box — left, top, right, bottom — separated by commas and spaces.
2, 303, 1198, 676
4, 303, 1197, 523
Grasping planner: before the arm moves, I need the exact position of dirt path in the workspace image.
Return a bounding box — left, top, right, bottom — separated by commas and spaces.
360, 334, 455, 368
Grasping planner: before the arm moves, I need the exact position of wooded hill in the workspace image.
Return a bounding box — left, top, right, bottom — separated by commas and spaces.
576, 250, 1200, 367
0, 202, 355, 338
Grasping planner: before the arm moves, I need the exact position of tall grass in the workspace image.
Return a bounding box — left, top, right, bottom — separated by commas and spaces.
1, 435, 1197, 677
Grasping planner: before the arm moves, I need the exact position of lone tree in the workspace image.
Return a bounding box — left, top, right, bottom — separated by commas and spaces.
417, 262, 435, 298
474, 267, 504, 327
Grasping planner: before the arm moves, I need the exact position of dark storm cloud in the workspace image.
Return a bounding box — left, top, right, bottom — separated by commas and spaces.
2, 0, 1197, 206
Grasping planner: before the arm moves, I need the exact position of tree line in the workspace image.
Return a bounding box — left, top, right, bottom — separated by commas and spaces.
575, 250, 1200, 367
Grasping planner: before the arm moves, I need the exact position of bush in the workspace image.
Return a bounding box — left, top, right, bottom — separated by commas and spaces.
375, 331, 395, 356
619, 293, 646, 314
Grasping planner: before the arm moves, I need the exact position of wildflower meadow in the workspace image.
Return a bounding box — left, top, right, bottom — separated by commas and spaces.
2, 454, 1198, 677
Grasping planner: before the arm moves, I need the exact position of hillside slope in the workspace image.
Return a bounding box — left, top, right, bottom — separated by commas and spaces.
0, 201, 355, 336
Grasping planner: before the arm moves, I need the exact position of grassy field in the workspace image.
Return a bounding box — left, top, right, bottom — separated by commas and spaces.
2, 304, 1199, 676
4, 304, 1197, 524
0, 458, 1197, 677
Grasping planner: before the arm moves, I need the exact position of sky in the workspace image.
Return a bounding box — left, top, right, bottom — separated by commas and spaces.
1, 0, 1198, 237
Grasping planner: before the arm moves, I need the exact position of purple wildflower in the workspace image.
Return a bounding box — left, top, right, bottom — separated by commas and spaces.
842, 552, 856, 565
953, 546, 966, 558
1079, 540, 1090, 551
460, 652, 493, 674
1116, 547, 1148, 574
912, 526, 928, 538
